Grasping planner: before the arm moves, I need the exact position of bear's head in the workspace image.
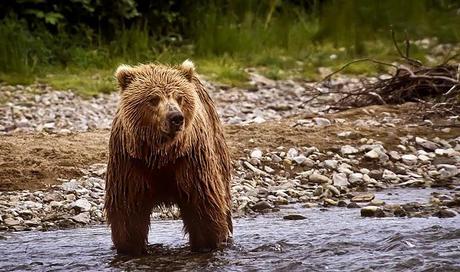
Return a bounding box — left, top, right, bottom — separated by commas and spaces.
115, 60, 199, 154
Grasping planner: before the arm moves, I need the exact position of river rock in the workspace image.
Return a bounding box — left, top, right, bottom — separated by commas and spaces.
251, 201, 273, 211
309, 173, 331, 184
313, 117, 331, 127
71, 212, 91, 224
324, 160, 338, 169
364, 147, 389, 162
293, 154, 308, 165
71, 199, 91, 212
347, 202, 361, 208
382, 169, 399, 181
352, 193, 375, 202
349, 173, 363, 184
250, 148, 263, 159
341, 145, 359, 155
61, 180, 79, 192
326, 184, 340, 196
401, 154, 418, 165
415, 137, 438, 151
283, 214, 306, 220
4, 218, 21, 226
433, 209, 457, 218
333, 173, 349, 187
360, 206, 385, 217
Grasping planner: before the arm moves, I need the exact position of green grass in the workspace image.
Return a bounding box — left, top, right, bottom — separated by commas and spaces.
0, 1, 459, 96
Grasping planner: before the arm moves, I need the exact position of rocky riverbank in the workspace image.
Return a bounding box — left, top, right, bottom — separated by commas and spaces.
1, 134, 459, 231
0, 74, 459, 231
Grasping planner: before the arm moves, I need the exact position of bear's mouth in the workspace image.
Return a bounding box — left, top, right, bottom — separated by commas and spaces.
162, 128, 182, 140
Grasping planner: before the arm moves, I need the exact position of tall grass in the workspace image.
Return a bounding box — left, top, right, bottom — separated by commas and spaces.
0, 19, 49, 73
0, 0, 459, 92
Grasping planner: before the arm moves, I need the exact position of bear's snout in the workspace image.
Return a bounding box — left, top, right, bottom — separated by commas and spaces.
167, 111, 184, 130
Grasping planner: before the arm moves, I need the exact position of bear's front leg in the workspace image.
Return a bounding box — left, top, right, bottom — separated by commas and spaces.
107, 207, 152, 256
179, 202, 231, 252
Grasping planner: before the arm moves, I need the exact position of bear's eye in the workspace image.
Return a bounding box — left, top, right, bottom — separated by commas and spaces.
149, 96, 160, 107
176, 96, 184, 105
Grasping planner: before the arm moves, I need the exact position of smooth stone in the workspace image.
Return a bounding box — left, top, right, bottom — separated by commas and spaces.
250, 149, 263, 159
401, 154, 418, 165
433, 209, 457, 218
309, 173, 331, 184
415, 137, 438, 151
361, 206, 385, 217
313, 117, 331, 127
71, 198, 91, 212
347, 202, 361, 209
333, 172, 349, 187
283, 214, 306, 220
341, 145, 359, 155
251, 201, 273, 211
71, 212, 91, 224
352, 193, 375, 202
324, 160, 338, 169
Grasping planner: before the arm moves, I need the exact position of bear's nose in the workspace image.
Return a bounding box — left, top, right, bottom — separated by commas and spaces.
168, 112, 184, 128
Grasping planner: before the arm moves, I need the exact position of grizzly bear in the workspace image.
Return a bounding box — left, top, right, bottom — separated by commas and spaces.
104, 60, 233, 255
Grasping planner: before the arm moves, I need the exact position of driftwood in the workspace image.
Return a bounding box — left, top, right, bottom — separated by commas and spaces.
315, 31, 460, 115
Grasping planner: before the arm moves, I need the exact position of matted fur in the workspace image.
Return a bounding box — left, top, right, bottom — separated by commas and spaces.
104, 61, 232, 255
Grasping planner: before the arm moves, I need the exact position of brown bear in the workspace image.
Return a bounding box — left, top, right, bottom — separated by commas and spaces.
104, 60, 233, 256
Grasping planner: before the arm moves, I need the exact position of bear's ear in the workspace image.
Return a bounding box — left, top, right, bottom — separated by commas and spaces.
115, 64, 135, 90
179, 59, 195, 82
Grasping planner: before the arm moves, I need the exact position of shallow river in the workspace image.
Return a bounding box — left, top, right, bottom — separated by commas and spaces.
1, 189, 459, 272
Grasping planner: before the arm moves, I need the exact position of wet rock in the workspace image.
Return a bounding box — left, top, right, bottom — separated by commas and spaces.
393, 206, 407, 217
361, 206, 385, 217
347, 202, 361, 209
433, 209, 457, 218
352, 193, 375, 202
324, 198, 338, 206
370, 199, 385, 206
251, 201, 273, 211
283, 214, 306, 220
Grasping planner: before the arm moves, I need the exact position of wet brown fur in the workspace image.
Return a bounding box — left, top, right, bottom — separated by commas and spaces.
104, 61, 232, 255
